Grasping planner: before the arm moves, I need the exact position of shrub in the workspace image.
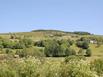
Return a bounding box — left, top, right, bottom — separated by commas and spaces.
78, 49, 85, 56
86, 49, 92, 57
16, 49, 27, 58
16, 48, 45, 58
0, 44, 3, 48
19, 38, 33, 48
62, 56, 96, 77
13, 42, 25, 49
0, 57, 98, 77
90, 59, 103, 76
2, 40, 12, 48
59, 43, 68, 57
57, 39, 70, 47
67, 39, 74, 46
0, 63, 17, 77
44, 40, 60, 57
34, 40, 45, 47
0, 40, 3, 48
65, 48, 76, 56
45, 39, 76, 57
5, 48, 12, 54
64, 56, 86, 63
82, 41, 89, 49
76, 41, 89, 49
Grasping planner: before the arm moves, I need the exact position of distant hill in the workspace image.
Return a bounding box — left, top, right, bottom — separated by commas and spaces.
31, 29, 66, 33
31, 29, 91, 35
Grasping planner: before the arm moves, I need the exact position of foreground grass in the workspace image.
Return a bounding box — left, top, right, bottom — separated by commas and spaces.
0, 56, 102, 77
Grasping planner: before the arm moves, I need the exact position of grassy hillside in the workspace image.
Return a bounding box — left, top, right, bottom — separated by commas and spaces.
0, 30, 103, 77
0, 29, 103, 60
0, 30, 103, 63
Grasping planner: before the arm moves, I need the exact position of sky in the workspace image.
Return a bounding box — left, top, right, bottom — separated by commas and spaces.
0, 0, 103, 35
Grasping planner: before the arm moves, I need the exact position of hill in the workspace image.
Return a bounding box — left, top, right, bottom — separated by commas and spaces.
0, 30, 103, 77
0, 29, 103, 60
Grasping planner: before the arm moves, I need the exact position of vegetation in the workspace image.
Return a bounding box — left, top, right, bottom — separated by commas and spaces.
44, 39, 76, 57
76, 41, 89, 49
0, 30, 103, 77
90, 59, 103, 77
73, 31, 91, 35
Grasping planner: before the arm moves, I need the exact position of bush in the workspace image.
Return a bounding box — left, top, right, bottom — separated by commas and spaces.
65, 48, 76, 56
16, 49, 27, 58
67, 39, 74, 46
2, 40, 13, 48
90, 59, 103, 76
59, 43, 68, 57
45, 39, 76, 57
56, 39, 70, 47
76, 41, 89, 49
16, 48, 45, 58
44, 40, 60, 57
78, 49, 85, 56
82, 41, 89, 49
0, 57, 99, 77
0, 44, 3, 48
0, 63, 17, 77
13, 42, 25, 49
19, 38, 33, 48
86, 49, 92, 57
64, 56, 86, 63
34, 40, 45, 47
62, 56, 96, 77
5, 48, 12, 54
0, 40, 3, 48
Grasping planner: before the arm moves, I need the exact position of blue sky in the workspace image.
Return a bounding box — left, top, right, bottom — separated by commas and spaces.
0, 0, 103, 34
